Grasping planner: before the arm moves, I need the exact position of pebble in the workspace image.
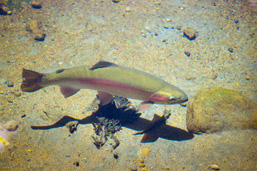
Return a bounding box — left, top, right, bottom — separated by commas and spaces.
0, 3, 8, 15
176, 25, 182, 30
34, 33, 46, 41
4, 120, 19, 132
209, 164, 220, 170
166, 18, 172, 22
163, 25, 169, 29
125, 6, 131, 12
31, 2, 42, 9
7, 81, 14, 87
228, 48, 234, 53
112, 0, 121, 3
183, 28, 197, 40
184, 51, 190, 57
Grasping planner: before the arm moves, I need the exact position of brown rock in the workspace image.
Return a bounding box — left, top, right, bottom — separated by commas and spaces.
183, 28, 197, 40
31, 2, 42, 9
0, 3, 8, 15
4, 120, 18, 131
26, 20, 46, 41
34, 33, 46, 41
186, 87, 257, 134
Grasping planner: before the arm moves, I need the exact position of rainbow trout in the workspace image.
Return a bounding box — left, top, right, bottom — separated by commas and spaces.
21, 61, 188, 110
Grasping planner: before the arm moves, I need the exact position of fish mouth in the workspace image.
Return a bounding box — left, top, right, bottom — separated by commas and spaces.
178, 95, 188, 104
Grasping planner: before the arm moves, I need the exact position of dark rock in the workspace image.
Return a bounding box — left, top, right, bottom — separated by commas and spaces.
228, 48, 234, 53
0, 3, 8, 15
31, 2, 42, 9
7, 81, 13, 87
184, 51, 190, 57
112, 0, 121, 3
34, 33, 46, 41
186, 87, 257, 134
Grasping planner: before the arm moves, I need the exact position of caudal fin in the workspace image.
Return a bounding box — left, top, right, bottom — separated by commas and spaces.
21, 69, 44, 92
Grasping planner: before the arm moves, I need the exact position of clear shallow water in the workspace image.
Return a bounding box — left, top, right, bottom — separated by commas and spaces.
0, 0, 256, 170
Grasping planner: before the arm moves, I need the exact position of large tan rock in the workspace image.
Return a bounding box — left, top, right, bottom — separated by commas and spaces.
186, 87, 257, 134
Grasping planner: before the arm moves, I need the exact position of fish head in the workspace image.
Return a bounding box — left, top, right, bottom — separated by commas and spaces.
150, 86, 188, 105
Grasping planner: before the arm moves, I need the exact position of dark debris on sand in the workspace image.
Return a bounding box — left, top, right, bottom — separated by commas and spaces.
91, 96, 141, 149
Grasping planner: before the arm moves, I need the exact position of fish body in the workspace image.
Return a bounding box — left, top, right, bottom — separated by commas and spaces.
21, 61, 188, 108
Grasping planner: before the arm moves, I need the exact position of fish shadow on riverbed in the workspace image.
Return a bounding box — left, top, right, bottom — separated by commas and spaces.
31, 97, 194, 143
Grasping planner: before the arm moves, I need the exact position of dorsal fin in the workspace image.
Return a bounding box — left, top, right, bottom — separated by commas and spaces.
90, 60, 118, 70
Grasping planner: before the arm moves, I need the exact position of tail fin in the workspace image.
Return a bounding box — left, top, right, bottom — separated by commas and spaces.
21, 69, 44, 92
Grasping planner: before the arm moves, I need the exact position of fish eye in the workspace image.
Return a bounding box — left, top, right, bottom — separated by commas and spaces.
168, 96, 176, 102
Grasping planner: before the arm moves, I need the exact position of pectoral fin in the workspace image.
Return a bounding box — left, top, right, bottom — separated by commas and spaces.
138, 101, 154, 112
149, 92, 169, 103
60, 86, 80, 98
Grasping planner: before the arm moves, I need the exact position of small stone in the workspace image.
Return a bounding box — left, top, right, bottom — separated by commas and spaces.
4, 120, 18, 131
66, 121, 78, 133
166, 18, 172, 22
13, 91, 22, 97
31, 2, 42, 9
209, 164, 220, 170
34, 33, 46, 41
73, 161, 79, 167
228, 48, 234, 53
0, 3, 8, 15
163, 25, 169, 29
7, 98, 13, 103
125, 6, 131, 12
113, 153, 119, 159
154, 1, 161, 5
176, 25, 182, 30
184, 51, 190, 57
139, 162, 145, 167
141, 29, 146, 34
183, 28, 197, 40
112, 0, 120, 3
7, 81, 14, 87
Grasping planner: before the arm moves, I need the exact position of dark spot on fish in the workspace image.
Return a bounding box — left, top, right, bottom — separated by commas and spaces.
56, 69, 65, 73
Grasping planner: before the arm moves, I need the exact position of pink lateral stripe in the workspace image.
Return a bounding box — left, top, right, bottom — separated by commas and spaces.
76, 77, 152, 97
